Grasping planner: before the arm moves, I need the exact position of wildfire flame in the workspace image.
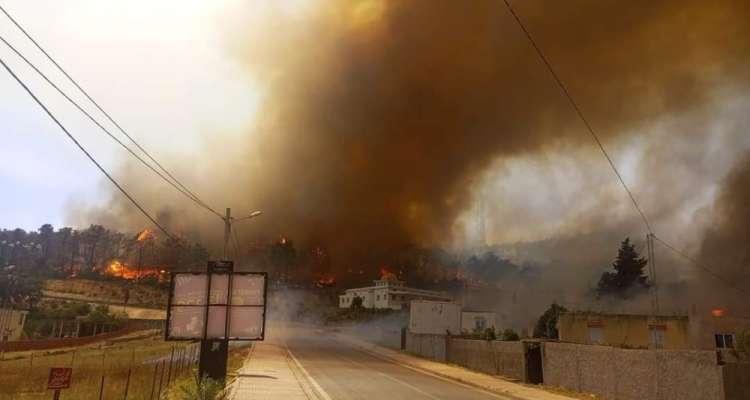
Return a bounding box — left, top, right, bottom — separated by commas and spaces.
314, 275, 336, 288
105, 260, 166, 281
379, 266, 398, 281
136, 229, 154, 242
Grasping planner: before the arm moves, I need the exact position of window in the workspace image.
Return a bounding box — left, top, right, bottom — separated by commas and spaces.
376, 295, 380, 300
474, 317, 487, 330
715, 333, 735, 349
588, 326, 604, 344
649, 326, 666, 349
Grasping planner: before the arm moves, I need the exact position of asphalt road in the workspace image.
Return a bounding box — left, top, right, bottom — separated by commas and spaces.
284, 329, 508, 400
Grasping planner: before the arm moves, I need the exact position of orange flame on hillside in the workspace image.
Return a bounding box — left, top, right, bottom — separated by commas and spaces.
314, 275, 336, 287
379, 266, 398, 281
136, 229, 154, 242
105, 260, 167, 281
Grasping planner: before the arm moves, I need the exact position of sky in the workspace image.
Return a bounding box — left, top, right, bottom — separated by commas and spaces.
0, 0, 260, 230
2, 0, 749, 258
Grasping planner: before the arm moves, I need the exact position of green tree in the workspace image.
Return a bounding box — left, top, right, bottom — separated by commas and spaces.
597, 238, 650, 298
38, 224, 54, 266
0, 270, 41, 309
350, 296, 364, 309
533, 302, 567, 339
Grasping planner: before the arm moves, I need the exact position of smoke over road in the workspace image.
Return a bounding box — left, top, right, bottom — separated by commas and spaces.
75, 1, 750, 313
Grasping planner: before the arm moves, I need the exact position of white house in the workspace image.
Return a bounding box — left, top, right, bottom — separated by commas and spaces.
0, 308, 28, 341
339, 277, 452, 310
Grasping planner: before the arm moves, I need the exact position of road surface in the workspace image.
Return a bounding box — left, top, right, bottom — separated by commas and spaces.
281, 326, 507, 400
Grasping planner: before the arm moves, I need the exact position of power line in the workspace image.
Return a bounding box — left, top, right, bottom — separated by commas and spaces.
501, 0, 653, 235
0, 34, 223, 219
500, 1, 750, 299
0, 4, 222, 219
0, 55, 179, 242
652, 235, 748, 296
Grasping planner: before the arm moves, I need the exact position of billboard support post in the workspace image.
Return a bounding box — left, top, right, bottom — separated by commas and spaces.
198, 261, 231, 382
165, 260, 267, 385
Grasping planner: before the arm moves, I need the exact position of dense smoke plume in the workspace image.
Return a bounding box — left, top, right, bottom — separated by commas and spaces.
76, 0, 750, 299
696, 152, 750, 309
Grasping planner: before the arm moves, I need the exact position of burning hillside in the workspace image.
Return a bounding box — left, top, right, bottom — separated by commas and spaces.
75, 1, 750, 314
103, 260, 167, 282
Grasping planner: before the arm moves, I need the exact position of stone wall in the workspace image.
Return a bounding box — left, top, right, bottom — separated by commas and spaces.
447, 338, 525, 381
543, 342, 725, 400
405, 331, 446, 362
405, 332, 527, 381
722, 362, 750, 400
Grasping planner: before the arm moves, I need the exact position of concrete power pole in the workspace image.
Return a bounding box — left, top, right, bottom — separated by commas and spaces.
223, 208, 232, 259
647, 233, 659, 314
221, 208, 262, 261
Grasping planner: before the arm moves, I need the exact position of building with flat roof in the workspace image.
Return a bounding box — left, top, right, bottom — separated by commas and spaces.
557, 311, 690, 349
558, 310, 750, 352
339, 277, 451, 310
0, 308, 28, 342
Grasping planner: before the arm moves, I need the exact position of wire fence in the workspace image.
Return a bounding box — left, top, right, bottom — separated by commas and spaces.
0, 332, 199, 400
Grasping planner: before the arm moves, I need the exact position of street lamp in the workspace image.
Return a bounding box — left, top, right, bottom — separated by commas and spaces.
232, 210, 262, 222
222, 209, 262, 259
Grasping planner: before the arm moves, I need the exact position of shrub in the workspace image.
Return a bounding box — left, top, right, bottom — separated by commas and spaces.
177, 374, 227, 400
501, 328, 520, 341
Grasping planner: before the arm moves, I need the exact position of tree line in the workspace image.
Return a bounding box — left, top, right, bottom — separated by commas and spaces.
0, 224, 209, 307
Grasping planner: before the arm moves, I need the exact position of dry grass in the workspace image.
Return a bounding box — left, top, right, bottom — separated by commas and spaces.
162, 342, 253, 400
0, 330, 197, 400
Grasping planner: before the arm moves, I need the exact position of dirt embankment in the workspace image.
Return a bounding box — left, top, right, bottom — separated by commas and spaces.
43, 279, 167, 308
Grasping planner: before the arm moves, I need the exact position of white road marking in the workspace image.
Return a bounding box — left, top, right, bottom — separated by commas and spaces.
286, 347, 334, 400
377, 371, 443, 400
325, 349, 445, 400
348, 344, 514, 400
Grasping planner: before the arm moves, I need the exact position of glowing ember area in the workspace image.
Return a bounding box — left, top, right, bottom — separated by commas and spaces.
379, 266, 398, 281
136, 228, 154, 242
105, 260, 166, 281
711, 308, 726, 317
315, 275, 336, 287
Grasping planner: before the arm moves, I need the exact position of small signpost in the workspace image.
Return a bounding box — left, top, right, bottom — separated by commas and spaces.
47, 367, 72, 399
165, 261, 267, 382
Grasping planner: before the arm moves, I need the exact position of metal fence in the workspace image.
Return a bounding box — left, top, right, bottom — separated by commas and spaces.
0, 334, 199, 400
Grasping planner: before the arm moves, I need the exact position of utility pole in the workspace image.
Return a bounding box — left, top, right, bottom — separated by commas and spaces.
197, 208, 261, 381
647, 233, 659, 314
223, 208, 232, 259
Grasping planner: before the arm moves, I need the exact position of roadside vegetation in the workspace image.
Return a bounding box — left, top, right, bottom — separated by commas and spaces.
0, 330, 196, 400
164, 343, 253, 400
24, 301, 128, 339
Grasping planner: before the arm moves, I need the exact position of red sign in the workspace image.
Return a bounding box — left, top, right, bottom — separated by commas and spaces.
47, 368, 73, 389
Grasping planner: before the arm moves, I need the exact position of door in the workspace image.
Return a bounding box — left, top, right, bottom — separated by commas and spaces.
524, 342, 543, 384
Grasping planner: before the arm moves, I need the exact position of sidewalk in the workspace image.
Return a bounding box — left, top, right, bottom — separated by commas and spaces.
336, 334, 578, 400
228, 343, 316, 400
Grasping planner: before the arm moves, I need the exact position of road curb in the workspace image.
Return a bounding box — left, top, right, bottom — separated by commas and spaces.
334, 333, 573, 400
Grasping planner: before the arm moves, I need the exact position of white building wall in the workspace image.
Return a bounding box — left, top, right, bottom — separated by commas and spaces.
339, 280, 451, 310
409, 300, 461, 335
461, 311, 497, 333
